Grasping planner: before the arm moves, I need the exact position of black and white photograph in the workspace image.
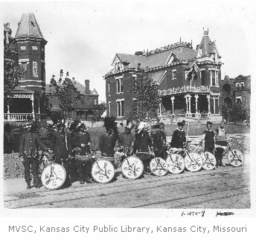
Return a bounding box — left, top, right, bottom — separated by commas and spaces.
1, 0, 255, 232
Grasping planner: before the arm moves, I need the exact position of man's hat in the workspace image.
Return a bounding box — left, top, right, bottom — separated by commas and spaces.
177, 120, 185, 126
125, 120, 134, 130
77, 122, 87, 130
207, 121, 213, 125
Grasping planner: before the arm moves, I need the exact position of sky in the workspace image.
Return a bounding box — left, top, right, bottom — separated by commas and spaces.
1, 0, 255, 102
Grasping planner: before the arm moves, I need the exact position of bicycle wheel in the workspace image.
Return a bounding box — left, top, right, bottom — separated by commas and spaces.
91, 158, 115, 183
200, 151, 216, 170
227, 149, 243, 167
150, 157, 168, 176
166, 154, 185, 174
121, 156, 144, 179
185, 152, 203, 172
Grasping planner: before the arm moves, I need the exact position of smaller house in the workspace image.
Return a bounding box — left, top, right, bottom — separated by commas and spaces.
46, 79, 102, 120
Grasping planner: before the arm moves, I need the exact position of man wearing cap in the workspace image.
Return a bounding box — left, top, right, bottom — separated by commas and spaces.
98, 117, 118, 157
215, 121, 227, 167
133, 122, 153, 173
152, 122, 167, 159
170, 120, 186, 149
72, 123, 92, 184
52, 122, 72, 186
19, 122, 48, 189
202, 121, 215, 154
115, 121, 134, 166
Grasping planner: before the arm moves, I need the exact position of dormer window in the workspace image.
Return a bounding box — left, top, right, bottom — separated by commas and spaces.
20, 46, 26, 50
115, 62, 123, 71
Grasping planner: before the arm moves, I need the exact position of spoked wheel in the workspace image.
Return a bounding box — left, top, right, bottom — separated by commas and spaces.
185, 152, 203, 172
200, 151, 216, 170
121, 156, 144, 179
91, 159, 115, 183
149, 157, 168, 176
227, 149, 244, 167
41, 163, 67, 190
166, 154, 185, 174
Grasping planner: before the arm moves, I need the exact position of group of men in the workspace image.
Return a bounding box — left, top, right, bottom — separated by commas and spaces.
18, 117, 227, 190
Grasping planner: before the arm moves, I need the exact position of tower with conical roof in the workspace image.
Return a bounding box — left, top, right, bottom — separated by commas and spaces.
14, 13, 47, 93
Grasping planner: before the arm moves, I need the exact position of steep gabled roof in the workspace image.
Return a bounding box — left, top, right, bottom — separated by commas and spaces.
15, 13, 46, 41
197, 29, 220, 58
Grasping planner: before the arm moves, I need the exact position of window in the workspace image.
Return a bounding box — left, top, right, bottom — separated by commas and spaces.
32, 61, 38, 77
236, 96, 242, 104
20, 62, 27, 72
32, 46, 38, 51
108, 101, 111, 115
94, 99, 97, 105
107, 82, 111, 93
172, 69, 177, 80
116, 99, 124, 117
116, 78, 123, 93
115, 62, 123, 71
20, 46, 26, 50
210, 70, 218, 86
185, 70, 189, 80
201, 70, 206, 86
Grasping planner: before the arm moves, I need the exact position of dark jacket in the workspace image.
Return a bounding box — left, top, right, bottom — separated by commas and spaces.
19, 132, 47, 157
203, 129, 215, 151
72, 131, 91, 155
133, 130, 152, 153
118, 132, 134, 151
170, 129, 186, 148
98, 133, 118, 157
152, 129, 166, 154
52, 131, 72, 161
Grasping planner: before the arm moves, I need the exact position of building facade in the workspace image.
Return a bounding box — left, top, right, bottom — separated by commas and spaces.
104, 30, 222, 120
4, 13, 47, 122
220, 75, 251, 110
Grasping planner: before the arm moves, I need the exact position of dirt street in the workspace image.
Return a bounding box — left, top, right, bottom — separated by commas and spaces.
4, 153, 249, 209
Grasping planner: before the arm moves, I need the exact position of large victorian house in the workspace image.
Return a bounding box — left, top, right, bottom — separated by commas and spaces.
4, 13, 47, 122
104, 30, 222, 120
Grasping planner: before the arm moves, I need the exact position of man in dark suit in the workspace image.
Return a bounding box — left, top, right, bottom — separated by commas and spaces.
52, 122, 72, 186
19, 122, 48, 189
170, 120, 186, 149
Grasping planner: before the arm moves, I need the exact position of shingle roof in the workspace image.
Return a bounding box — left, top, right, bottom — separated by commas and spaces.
15, 13, 45, 40
197, 30, 220, 58
115, 46, 197, 70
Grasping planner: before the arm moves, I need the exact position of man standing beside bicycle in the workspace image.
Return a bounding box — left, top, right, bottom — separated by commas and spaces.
202, 121, 215, 154
19, 122, 49, 189
114, 120, 134, 167
72, 122, 93, 184
52, 121, 72, 187
170, 120, 186, 150
133, 122, 153, 174
215, 121, 227, 167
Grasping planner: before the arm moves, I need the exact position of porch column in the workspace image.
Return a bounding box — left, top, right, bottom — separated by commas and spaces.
31, 93, 35, 120
185, 94, 192, 117
213, 96, 216, 114
207, 95, 211, 116
158, 102, 162, 119
7, 103, 10, 121
194, 94, 201, 118
188, 94, 191, 113
171, 96, 175, 115
184, 95, 188, 114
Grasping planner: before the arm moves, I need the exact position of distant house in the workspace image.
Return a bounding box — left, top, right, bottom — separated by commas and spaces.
220, 75, 251, 111
46, 79, 103, 120
104, 29, 222, 120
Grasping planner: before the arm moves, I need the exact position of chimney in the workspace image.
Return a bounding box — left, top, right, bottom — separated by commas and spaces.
85, 79, 90, 94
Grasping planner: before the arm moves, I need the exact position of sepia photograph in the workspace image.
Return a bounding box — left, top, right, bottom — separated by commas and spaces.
1, 0, 254, 215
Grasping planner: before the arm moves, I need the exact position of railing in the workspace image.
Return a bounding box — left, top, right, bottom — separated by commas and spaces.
4, 113, 40, 122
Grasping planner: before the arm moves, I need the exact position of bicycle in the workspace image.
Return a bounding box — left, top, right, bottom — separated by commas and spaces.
188, 142, 216, 171
215, 138, 244, 167
166, 143, 203, 173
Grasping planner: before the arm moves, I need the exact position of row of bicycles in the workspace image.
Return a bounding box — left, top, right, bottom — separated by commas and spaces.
40, 138, 244, 190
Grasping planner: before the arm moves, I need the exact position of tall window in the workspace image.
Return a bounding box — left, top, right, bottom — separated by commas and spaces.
116, 78, 123, 93
210, 70, 218, 86
107, 82, 111, 93
172, 69, 177, 80
108, 101, 111, 115
32, 61, 38, 77
117, 100, 124, 117
201, 70, 206, 86
94, 99, 97, 105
